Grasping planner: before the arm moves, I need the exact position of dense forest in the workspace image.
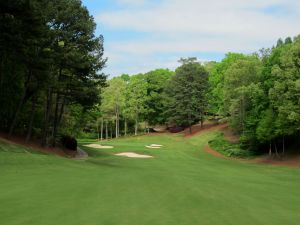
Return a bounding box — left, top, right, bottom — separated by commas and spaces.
95, 37, 300, 156
0, 0, 106, 146
0, 1, 299, 155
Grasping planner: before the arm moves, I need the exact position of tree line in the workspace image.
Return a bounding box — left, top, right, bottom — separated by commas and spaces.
209, 36, 300, 155
96, 37, 299, 156
0, 0, 106, 146
1, 1, 299, 155
93, 58, 209, 139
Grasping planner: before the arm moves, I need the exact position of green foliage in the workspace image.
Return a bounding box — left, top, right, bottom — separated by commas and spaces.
208, 35, 300, 153
0, 0, 106, 145
209, 133, 254, 158
164, 58, 209, 129
125, 74, 148, 121
208, 53, 247, 115
144, 69, 174, 125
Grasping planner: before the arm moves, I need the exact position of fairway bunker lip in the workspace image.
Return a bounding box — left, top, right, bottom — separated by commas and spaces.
115, 152, 153, 158
83, 144, 114, 149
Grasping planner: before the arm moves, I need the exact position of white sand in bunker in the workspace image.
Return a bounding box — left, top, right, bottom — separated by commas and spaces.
84, 144, 114, 149
145, 144, 163, 149
115, 152, 153, 158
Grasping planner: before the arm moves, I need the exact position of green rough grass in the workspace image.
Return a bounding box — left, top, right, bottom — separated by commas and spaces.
208, 132, 254, 158
1, 132, 300, 225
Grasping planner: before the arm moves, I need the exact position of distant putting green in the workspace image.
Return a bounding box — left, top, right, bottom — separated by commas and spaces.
1, 131, 300, 225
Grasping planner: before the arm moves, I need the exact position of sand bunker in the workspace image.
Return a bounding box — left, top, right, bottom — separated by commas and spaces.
115, 152, 153, 158
84, 144, 114, 149
145, 144, 163, 149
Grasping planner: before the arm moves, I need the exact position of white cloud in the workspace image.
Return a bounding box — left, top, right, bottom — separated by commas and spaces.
97, 0, 300, 76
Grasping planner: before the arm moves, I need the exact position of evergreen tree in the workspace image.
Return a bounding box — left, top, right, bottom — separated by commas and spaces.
164, 58, 208, 133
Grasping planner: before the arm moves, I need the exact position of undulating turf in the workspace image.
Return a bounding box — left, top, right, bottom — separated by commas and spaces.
1, 131, 300, 225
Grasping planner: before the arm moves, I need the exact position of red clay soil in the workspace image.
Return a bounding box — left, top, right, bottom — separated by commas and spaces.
0, 133, 76, 158
205, 144, 300, 168
184, 122, 227, 138
219, 125, 240, 143
204, 145, 227, 159
254, 154, 300, 168
187, 124, 300, 169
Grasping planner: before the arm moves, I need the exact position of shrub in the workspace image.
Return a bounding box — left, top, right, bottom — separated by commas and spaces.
208, 133, 254, 158
61, 135, 77, 151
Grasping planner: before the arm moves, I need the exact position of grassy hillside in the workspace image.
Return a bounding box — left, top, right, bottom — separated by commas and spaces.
1, 132, 300, 225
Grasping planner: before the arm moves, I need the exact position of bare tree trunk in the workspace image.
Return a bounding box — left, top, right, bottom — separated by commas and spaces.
115, 113, 118, 138
282, 136, 285, 156
51, 93, 60, 147
26, 95, 37, 143
96, 119, 100, 141
124, 118, 127, 136
188, 113, 192, 134
9, 69, 32, 136
118, 112, 120, 137
110, 122, 112, 139
275, 142, 279, 158
100, 118, 103, 141
135, 117, 138, 136
0, 56, 3, 89
9, 92, 26, 137
269, 142, 272, 156
105, 120, 108, 139
41, 87, 53, 146
57, 96, 65, 126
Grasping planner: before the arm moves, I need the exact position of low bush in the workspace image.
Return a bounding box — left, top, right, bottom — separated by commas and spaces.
61, 135, 77, 151
208, 133, 254, 158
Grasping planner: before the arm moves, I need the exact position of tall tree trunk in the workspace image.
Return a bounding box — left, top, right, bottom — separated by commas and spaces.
0, 56, 3, 89
96, 119, 100, 141
9, 92, 26, 137
269, 142, 272, 156
115, 113, 118, 138
275, 142, 279, 157
41, 87, 53, 146
100, 118, 103, 141
110, 122, 113, 139
57, 96, 66, 126
282, 136, 285, 156
188, 113, 192, 134
135, 116, 138, 136
26, 95, 37, 143
51, 93, 61, 147
124, 118, 127, 136
9, 70, 32, 136
105, 120, 108, 139
51, 68, 64, 147
118, 112, 120, 137
200, 114, 204, 128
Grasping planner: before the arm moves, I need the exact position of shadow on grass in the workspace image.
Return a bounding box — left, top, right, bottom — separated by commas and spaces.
0, 141, 48, 155
85, 158, 127, 168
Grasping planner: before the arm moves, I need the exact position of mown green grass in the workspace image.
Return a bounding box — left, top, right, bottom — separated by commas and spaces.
1, 132, 300, 225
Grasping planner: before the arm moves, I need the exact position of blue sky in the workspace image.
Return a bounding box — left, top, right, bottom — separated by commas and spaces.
82, 0, 299, 77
